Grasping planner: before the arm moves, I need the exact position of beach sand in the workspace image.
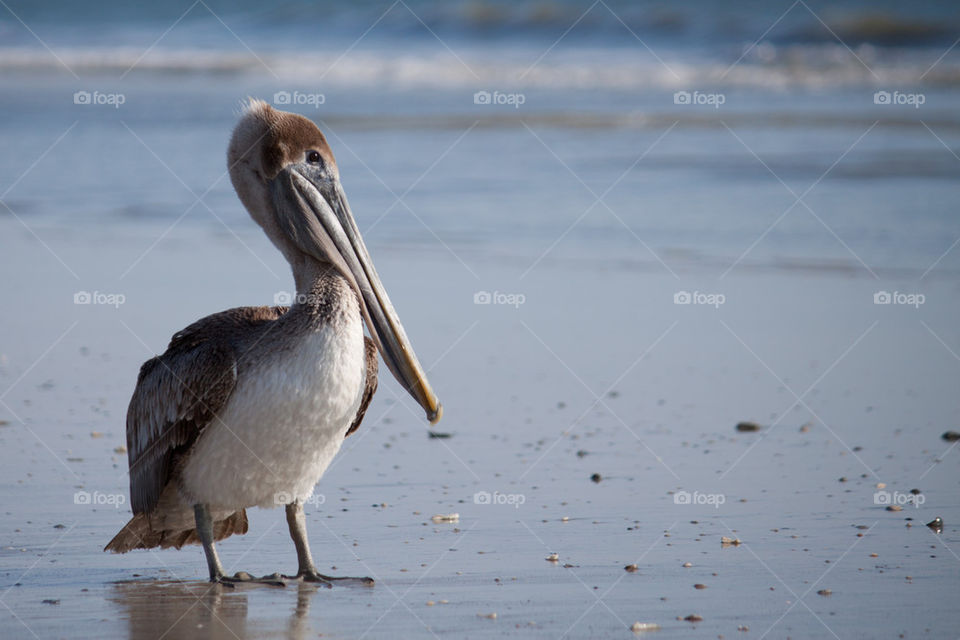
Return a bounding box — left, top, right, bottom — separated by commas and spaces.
0, 221, 957, 638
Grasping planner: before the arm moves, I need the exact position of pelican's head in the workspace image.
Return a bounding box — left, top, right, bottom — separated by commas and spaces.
227, 99, 441, 424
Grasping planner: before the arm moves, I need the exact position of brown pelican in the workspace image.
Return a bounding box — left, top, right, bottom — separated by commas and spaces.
105, 99, 442, 585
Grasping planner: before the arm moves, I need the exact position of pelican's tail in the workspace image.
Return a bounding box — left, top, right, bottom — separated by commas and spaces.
105, 509, 248, 553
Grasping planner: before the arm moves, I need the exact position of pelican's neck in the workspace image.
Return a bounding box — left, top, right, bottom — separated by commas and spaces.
287, 258, 359, 325
291, 256, 335, 298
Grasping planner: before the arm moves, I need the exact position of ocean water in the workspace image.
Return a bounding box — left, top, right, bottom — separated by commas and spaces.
1, 0, 959, 275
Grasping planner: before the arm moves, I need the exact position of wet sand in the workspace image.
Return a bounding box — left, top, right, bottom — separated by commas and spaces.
0, 222, 958, 638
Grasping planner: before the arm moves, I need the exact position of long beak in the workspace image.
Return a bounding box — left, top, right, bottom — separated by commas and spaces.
271, 167, 442, 424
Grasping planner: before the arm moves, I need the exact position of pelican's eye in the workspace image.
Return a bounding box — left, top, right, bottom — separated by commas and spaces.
306, 150, 322, 164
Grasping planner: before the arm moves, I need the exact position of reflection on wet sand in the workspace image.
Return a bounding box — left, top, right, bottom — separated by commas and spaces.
110, 579, 323, 640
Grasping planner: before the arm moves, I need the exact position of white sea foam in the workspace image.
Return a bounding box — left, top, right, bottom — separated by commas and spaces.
1, 44, 957, 89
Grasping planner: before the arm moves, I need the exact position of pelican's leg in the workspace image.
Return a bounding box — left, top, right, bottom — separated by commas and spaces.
284, 501, 373, 585
194, 504, 284, 587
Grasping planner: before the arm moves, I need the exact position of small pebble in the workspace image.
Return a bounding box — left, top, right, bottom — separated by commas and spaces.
942, 431, 960, 442
738, 625, 749, 632
682, 562, 692, 568
114, 445, 127, 454
817, 589, 832, 596
427, 431, 451, 439
683, 614, 703, 622
720, 536, 741, 546
478, 612, 497, 620
590, 473, 602, 483
886, 505, 902, 512
630, 622, 660, 632
926, 517, 944, 533
546, 553, 559, 562
625, 564, 638, 573
42, 599, 59, 605
735, 421, 761, 432
693, 583, 707, 590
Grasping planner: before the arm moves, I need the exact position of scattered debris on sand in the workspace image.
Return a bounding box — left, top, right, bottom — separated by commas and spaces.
694, 583, 707, 589
431, 513, 459, 523
942, 431, 960, 442
428, 431, 451, 439
886, 505, 902, 512
735, 421, 761, 432
817, 589, 832, 596
590, 473, 602, 483
926, 517, 943, 533
630, 621, 660, 632
625, 564, 638, 573
478, 612, 497, 620
682, 614, 703, 622
721, 536, 742, 546
546, 553, 559, 563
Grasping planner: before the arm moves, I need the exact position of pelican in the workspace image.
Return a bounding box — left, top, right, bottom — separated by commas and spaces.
105, 99, 442, 585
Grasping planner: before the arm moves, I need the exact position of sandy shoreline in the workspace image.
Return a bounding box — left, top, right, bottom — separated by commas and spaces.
0, 220, 957, 638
